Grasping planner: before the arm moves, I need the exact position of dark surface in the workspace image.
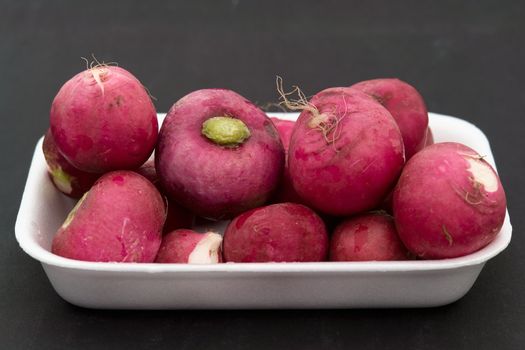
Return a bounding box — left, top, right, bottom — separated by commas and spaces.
1, 0, 524, 349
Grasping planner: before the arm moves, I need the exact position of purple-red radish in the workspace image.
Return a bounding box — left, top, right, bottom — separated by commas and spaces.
51, 171, 166, 262
42, 129, 99, 198
136, 159, 195, 232
156, 89, 284, 220
393, 142, 507, 259
50, 64, 158, 173
155, 229, 223, 264
282, 80, 405, 216
351, 78, 428, 159
329, 212, 410, 261
223, 202, 328, 262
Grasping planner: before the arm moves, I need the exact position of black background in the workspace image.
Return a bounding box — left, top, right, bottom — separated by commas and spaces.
1, 1, 524, 349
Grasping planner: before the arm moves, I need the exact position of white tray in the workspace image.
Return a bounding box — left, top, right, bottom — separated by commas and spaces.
14, 112, 512, 309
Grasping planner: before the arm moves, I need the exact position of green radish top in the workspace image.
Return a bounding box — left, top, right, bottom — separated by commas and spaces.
201, 116, 251, 147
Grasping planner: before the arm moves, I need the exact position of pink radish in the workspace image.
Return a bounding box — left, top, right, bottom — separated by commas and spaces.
42, 129, 99, 198
223, 202, 328, 262
52, 171, 165, 262
156, 89, 284, 220
50, 64, 158, 173
283, 80, 404, 216
393, 142, 507, 259
330, 212, 410, 261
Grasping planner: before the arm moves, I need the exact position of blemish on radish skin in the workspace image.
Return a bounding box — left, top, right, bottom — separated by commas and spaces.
115, 95, 123, 106
112, 175, 125, 185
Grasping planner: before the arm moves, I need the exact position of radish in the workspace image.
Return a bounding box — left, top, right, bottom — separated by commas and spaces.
329, 212, 410, 261
42, 129, 99, 198
51, 171, 166, 262
393, 142, 507, 259
50, 64, 158, 173
156, 89, 284, 220
155, 230, 223, 264
281, 78, 405, 216
223, 202, 329, 262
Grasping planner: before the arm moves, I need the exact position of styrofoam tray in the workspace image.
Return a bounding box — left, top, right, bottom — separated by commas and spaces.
15, 112, 512, 309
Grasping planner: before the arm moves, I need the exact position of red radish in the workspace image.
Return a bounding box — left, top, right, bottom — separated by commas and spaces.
393, 142, 507, 259
351, 78, 428, 159
223, 202, 328, 262
270, 117, 304, 204
155, 229, 223, 264
156, 89, 284, 220
50, 64, 158, 173
42, 129, 99, 198
330, 212, 410, 261
284, 82, 404, 216
52, 171, 166, 262
136, 159, 195, 232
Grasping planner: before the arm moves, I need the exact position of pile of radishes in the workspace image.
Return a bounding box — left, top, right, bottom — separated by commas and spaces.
44, 63, 507, 264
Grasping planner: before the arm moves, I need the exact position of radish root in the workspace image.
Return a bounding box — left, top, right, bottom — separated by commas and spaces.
441, 225, 454, 246
80, 54, 118, 96
275, 76, 319, 120
276, 76, 347, 145
80, 54, 157, 101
